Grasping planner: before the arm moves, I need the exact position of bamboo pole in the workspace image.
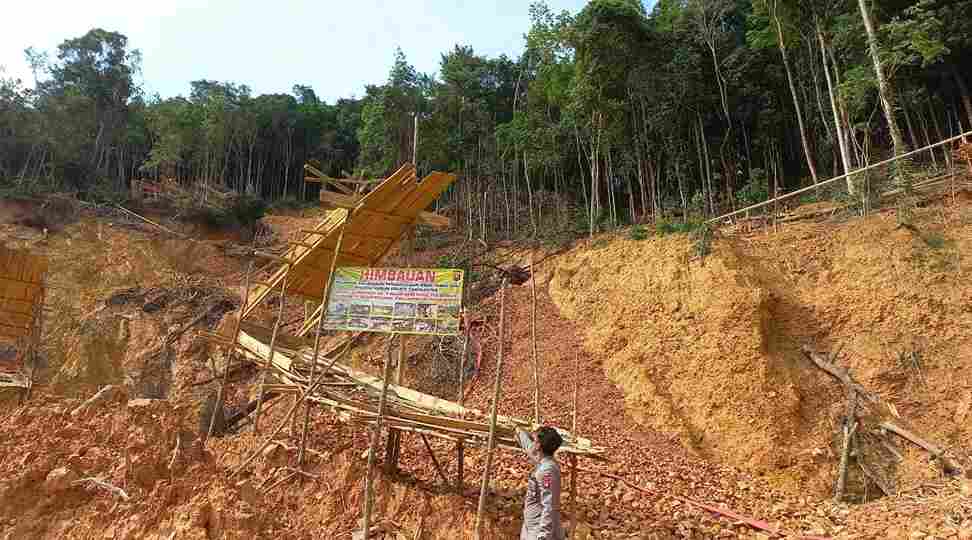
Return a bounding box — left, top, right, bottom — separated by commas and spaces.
706, 129, 972, 225
298, 226, 347, 466
572, 351, 579, 435
530, 250, 540, 425
569, 454, 578, 535
420, 434, 449, 487
385, 335, 406, 473
457, 442, 464, 493
207, 261, 254, 440
475, 279, 508, 539
231, 341, 353, 477
253, 271, 289, 433
361, 340, 395, 540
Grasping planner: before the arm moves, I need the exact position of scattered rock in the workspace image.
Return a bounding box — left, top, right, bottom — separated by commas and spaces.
44, 467, 78, 494
70, 385, 121, 417
127, 398, 160, 410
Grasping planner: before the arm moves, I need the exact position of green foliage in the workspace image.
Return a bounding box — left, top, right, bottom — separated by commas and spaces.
735, 176, 769, 206
628, 224, 649, 240
655, 219, 703, 236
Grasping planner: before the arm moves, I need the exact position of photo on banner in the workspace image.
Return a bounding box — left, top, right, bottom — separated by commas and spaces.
324, 267, 464, 336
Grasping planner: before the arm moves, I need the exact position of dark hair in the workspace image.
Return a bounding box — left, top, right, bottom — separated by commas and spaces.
536, 427, 563, 456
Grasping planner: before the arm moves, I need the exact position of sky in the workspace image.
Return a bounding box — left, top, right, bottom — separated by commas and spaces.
2, 0, 654, 104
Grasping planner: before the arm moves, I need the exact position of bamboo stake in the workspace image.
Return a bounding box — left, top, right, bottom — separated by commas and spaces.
231, 339, 353, 477
707, 129, 972, 225
530, 250, 540, 425
457, 442, 464, 493
298, 225, 347, 466
475, 279, 508, 539
207, 261, 254, 440
361, 340, 395, 540
569, 454, 578, 535
572, 351, 579, 435
420, 434, 449, 487
253, 271, 289, 433
834, 392, 858, 502
385, 334, 406, 473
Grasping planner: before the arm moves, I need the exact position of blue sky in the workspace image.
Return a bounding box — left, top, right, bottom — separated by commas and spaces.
2, 0, 656, 103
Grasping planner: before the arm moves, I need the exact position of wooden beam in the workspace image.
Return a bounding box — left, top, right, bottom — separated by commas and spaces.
475, 280, 508, 539
420, 434, 450, 487
361, 343, 394, 540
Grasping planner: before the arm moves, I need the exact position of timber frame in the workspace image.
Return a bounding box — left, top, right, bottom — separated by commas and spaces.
0, 247, 47, 400
203, 162, 603, 539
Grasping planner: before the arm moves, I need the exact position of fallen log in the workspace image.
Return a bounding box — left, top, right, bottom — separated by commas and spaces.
879, 421, 959, 475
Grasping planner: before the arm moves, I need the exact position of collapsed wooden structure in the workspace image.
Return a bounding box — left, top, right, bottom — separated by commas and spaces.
0, 246, 47, 398
202, 162, 604, 538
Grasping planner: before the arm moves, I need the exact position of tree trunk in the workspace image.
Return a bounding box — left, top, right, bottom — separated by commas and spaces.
817, 19, 856, 193
772, 1, 819, 185
858, 0, 908, 157
953, 66, 972, 136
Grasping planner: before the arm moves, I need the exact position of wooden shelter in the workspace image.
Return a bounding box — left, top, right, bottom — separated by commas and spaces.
0, 247, 47, 394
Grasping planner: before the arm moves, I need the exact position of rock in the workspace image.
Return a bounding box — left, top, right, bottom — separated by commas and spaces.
44, 467, 78, 494
127, 398, 159, 410
236, 479, 260, 507
70, 385, 120, 417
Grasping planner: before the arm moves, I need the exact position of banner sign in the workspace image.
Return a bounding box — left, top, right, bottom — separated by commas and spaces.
324, 267, 464, 335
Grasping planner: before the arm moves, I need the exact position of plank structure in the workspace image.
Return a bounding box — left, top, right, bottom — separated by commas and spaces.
234, 324, 605, 458
240, 163, 456, 336
0, 246, 47, 390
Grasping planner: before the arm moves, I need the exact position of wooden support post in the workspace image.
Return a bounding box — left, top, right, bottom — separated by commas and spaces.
298, 225, 347, 467
231, 340, 353, 478
475, 279, 508, 539
457, 441, 465, 494
530, 250, 540, 425
420, 434, 449, 487
385, 334, 406, 474
254, 272, 289, 433
569, 454, 578, 535
361, 342, 394, 540
207, 262, 253, 440
572, 352, 579, 435
834, 391, 858, 502
457, 292, 470, 415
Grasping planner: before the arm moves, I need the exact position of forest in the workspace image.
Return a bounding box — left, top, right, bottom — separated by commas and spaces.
1, 0, 971, 239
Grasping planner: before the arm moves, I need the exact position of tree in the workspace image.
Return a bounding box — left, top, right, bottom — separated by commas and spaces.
857, 0, 908, 158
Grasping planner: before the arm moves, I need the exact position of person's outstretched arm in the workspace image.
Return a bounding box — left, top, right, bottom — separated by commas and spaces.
516, 428, 540, 464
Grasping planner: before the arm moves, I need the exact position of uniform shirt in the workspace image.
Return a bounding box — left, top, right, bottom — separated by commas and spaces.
516, 430, 565, 540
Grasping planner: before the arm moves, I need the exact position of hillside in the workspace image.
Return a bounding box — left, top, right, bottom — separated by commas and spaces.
2, 189, 972, 539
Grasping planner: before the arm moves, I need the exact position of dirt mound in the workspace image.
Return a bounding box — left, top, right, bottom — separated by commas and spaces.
549, 200, 972, 498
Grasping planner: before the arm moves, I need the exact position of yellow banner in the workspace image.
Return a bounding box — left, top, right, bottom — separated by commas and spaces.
324, 267, 464, 335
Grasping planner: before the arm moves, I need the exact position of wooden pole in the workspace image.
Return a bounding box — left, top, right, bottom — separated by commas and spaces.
361, 340, 395, 540
298, 225, 347, 466
475, 279, 508, 539
253, 271, 289, 433
530, 250, 540, 425
420, 434, 449, 487
569, 454, 578, 535
413, 112, 419, 167
207, 261, 254, 440
457, 441, 465, 494
572, 351, 579, 435
385, 335, 406, 473
231, 339, 353, 477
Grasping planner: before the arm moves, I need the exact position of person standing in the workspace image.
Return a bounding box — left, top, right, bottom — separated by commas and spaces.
516, 426, 566, 540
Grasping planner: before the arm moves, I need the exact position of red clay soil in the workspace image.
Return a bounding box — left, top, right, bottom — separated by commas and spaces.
3, 201, 972, 539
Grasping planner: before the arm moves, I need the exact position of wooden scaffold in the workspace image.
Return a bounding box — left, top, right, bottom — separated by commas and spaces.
201, 162, 607, 539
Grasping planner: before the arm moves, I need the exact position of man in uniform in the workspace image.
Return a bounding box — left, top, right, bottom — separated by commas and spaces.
516, 426, 566, 540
